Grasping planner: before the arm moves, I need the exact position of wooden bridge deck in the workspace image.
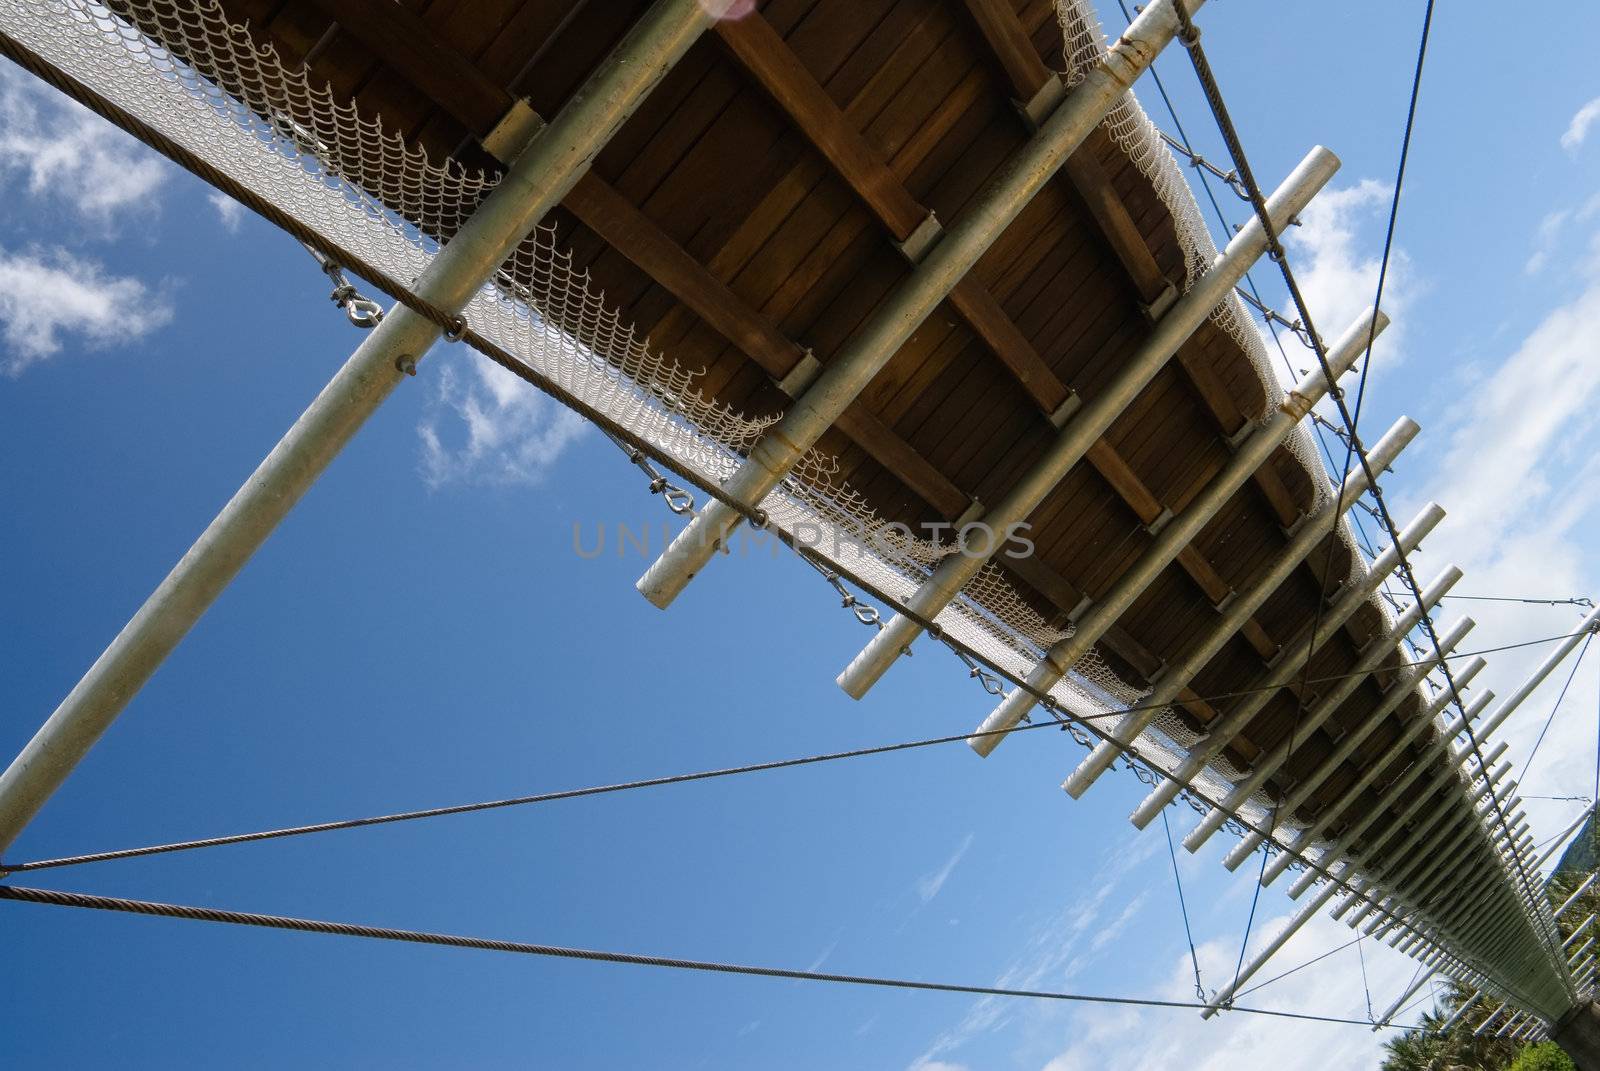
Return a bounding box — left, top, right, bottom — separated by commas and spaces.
207, 0, 1442, 838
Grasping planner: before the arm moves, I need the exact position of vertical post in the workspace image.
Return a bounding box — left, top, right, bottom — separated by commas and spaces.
0, 0, 717, 855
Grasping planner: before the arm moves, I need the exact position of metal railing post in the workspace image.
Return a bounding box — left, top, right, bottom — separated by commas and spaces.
0, 0, 716, 853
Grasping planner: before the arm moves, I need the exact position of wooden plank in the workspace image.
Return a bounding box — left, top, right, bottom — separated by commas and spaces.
302, 0, 510, 136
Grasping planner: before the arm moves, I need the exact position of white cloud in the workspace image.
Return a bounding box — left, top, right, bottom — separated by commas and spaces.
1561, 97, 1600, 152
1404, 301, 1600, 834
0, 64, 166, 225
0, 244, 173, 374
418, 354, 588, 487
208, 191, 245, 233
917, 833, 975, 904
1526, 193, 1600, 276
1269, 180, 1415, 389
1040, 910, 1423, 1071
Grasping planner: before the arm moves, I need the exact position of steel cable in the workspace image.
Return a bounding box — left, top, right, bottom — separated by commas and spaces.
3, 628, 1587, 877
0, 883, 1419, 1030
1167, 1, 1569, 994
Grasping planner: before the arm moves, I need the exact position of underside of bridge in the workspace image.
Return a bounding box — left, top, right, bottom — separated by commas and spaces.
0, 0, 1591, 1043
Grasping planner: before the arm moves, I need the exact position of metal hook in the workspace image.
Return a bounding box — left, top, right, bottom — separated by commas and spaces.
344, 295, 385, 329
662, 485, 696, 515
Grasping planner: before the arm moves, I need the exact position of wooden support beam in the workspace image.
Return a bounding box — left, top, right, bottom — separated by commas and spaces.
563, 173, 970, 519
958, 0, 1054, 99
301, 0, 512, 137
564, 174, 803, 378
1060, 148, 1174, 308
713, 15, 925, 239
947, 279, 1071, 413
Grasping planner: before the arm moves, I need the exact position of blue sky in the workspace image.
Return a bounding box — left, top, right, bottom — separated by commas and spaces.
4, 1, 1600, 1067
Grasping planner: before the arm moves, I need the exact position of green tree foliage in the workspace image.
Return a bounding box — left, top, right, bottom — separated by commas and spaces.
1379, 1000, 1515, 1071
1507, 1042, 1576, 1071
1377, 841, 1599, 1071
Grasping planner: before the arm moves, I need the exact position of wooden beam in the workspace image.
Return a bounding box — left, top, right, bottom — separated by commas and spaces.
713, 15, 925, 239
562, 173, 971, 520
564, 174, 803, 378
958, 0, 1053, 99
947, 279, 1071, 413
1060, 148, 1173, 307
301, 0, 511, 137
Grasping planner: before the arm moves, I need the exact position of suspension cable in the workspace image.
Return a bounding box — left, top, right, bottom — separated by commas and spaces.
1162, 808, 1207, 1001
0, 883, 1419, 1030
1443, 595, 1595, 609
1234, 933, 1366, 999
1518, 633, 1593, 786
4, 628, 1586, 877
1167, 1, 1565, 986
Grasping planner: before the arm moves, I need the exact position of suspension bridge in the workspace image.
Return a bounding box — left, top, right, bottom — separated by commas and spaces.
2, 0, 1597, 1061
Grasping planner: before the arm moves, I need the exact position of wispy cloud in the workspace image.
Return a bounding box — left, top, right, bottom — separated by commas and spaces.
1525, 193, 1600, 276
916, 833, 975, 904
0, 245, 173, 374
1562, 97, 1600, 152
418, 354, 588, 487
208, 191, 246, 233
1041, 910, 1421, 1071
805, 932, 841, 973
910, 837, 1160, 1067
0, 64, 166, 226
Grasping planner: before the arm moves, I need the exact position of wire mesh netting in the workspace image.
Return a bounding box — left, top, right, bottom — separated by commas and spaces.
0, 0, 1409, 831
